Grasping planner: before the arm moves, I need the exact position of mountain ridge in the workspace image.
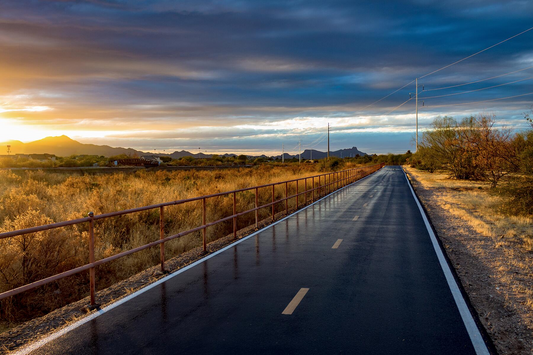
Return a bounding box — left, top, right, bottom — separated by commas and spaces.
0, 136, 367, 159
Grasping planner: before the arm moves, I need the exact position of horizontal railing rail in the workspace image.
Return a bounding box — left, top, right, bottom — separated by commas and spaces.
0, 163, 384, 306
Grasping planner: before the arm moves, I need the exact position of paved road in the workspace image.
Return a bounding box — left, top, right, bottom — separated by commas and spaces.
30, 166, 486, 354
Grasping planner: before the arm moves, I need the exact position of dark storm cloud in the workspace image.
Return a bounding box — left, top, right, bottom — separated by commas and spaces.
0, 0, 532, 153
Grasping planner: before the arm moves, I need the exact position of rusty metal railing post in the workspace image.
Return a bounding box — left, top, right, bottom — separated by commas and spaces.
255, 187, 259, 229
88, 211, 96, 306
233, 192, 237, 239
285, 181, 288, 215
312, 176, 315, 202
160, 206, 165, 271
202, 198, 207, 252
296, 180, 299, 210
271, 184, 275, 222
304, 178, 307, 205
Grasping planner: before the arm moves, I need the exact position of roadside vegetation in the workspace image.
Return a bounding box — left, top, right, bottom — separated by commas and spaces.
0, 160, 383, 326
410, 112, 533, 213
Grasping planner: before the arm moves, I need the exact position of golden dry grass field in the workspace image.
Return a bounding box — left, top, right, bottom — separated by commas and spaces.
404, 166, 533, 355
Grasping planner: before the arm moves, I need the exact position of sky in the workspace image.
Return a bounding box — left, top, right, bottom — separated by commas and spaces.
0, 0, 532, 155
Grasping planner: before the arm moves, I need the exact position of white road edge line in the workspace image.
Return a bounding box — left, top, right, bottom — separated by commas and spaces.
403, 170, 490, 355
282, 288, 309, 315
332, 239, 343, 249
14, 169, 382, 355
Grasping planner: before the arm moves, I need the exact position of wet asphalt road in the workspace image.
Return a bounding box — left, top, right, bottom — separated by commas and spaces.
32, 166, 480, 354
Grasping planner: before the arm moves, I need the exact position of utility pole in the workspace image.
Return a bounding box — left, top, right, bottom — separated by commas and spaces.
327, 123, 330, 161
298, 140, 301, 164
282, 144, 284, 163
7, 145, 11, 155
415, 78, 419, 152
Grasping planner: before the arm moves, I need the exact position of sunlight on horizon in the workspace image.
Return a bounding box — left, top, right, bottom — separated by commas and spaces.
0, 117, 123, 144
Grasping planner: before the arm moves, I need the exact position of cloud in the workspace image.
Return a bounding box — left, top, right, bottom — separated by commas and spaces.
0, 0, 532, 154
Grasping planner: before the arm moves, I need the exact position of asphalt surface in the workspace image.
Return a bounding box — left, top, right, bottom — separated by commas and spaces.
31, 166, 482, 354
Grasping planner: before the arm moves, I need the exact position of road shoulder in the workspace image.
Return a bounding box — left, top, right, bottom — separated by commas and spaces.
404, 166, 533, 355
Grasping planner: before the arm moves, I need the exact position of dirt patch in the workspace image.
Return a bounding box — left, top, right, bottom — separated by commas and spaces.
404, 167, 533, 355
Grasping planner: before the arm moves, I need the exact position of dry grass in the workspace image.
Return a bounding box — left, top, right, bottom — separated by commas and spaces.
405, 166, 533, 355
0, 163, 370, 325
406, 168, 533, 250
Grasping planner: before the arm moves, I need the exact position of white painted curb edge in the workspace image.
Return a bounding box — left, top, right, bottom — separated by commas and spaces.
403, 170, 490, 355
14, 168, 379, 355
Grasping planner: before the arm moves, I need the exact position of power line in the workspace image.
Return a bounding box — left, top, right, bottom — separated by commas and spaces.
423, 91, 533, 108
383, 97, 413, 115
424, 64, 533, 92
359, 79, 415, 111
304, 133, 327, 148
421, 76, 533, 99
419, 25, 533, 80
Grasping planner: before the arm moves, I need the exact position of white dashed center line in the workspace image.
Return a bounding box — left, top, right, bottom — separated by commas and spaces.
332, 239, 343, 249
353, 215, 359, 221
282, 288, 309, 315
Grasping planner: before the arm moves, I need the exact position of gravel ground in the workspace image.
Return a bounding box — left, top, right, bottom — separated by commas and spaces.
405, 167, 533, 355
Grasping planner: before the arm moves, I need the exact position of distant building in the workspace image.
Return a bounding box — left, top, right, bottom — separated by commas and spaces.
29, 154, 56, 162
114, 158, 159, 167
141, 155, 162, 165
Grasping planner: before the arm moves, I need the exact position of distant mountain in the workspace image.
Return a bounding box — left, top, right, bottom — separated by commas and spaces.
283, 147, 367, 160
1, 135, 142, 157
0, 136, 367, 159
168, 150, 211, 159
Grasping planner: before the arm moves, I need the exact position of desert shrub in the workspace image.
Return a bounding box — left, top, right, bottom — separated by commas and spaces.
318, 157, 345, 171
513, 130, 533, 174
495, 178, 533, 216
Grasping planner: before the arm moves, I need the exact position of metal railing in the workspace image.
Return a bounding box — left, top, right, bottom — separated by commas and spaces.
0, 164, 383, 306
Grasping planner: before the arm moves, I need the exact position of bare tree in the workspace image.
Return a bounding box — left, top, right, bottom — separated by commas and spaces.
416, 114, 518, 186
468, 115, 518, 188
